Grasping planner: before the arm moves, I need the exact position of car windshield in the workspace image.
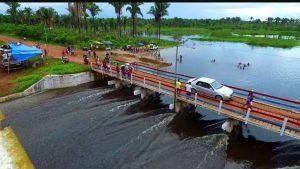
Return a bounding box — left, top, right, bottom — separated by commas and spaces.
211, 81, 223, 89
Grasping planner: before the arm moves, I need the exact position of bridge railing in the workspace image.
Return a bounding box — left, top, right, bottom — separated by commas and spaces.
130, 62, 300, 111
91, 63, 300, 136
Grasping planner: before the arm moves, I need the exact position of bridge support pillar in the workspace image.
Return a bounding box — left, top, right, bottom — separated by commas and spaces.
173, 100, 195, 113
141, 88, 156, 100
221, 118, 240, 133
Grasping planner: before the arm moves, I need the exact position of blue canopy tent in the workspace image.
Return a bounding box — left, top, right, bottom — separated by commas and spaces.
8, 42, 42, 62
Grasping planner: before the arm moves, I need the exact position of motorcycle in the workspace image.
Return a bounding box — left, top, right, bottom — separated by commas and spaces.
83, 55, 89, 65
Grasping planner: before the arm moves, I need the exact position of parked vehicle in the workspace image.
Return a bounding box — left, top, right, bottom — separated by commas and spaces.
1, 49, 24, 70
187, 77, 234, 100
147, 44, 158, 50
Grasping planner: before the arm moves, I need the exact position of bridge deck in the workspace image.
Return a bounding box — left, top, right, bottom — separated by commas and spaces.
91, 63, 300, 139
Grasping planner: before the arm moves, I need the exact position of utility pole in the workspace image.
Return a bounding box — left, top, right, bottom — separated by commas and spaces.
173, 44, 179, 108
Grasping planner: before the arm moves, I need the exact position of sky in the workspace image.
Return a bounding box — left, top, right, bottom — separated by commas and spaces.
0, 2, 299, 21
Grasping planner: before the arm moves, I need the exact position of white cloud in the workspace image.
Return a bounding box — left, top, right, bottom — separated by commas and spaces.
225, 7, 274, 21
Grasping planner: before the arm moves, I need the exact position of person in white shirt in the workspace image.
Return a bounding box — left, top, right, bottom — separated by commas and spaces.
185, 82, 192, 97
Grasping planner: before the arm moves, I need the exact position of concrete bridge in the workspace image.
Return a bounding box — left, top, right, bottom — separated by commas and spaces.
91, 61, 300, 139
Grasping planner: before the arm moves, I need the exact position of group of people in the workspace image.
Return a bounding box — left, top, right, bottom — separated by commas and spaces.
175, 80, 193, 97
151, 51, 162, 61
237, 62, 250, 70
61, 48, 70, 64
119, 63, 133, 78
130, 47, 145, 54
101, 53, 111, 70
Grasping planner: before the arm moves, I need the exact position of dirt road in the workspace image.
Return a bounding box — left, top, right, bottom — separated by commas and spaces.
0, 34, 170, 96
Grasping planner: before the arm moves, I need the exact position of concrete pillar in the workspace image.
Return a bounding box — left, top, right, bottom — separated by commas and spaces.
115, 81, 122, 89
173, 100, 194, 113
141, 88, 156, 100
221, 118, 240, 133
133, 86, 141, 96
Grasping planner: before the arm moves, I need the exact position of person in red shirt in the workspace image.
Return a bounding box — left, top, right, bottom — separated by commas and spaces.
127, 65, 133, 79
116, 63, 120, 76
62, 49, 66, 58
102, 59, 107, 70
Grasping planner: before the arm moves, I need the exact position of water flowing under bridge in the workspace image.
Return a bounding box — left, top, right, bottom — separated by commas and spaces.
91, 61, 300, 139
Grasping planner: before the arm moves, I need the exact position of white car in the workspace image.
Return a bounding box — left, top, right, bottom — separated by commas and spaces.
187, 77, 234, 100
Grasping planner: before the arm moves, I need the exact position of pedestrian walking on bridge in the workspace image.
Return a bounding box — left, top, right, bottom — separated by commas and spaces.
176, 79, 182, 94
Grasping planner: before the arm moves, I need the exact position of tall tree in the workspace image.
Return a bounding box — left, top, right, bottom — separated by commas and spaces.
68, 3, 84, 32
250, 16, 253, 22
5, 2, 20, 23
148, 2, 170, 40
23, 7, 33, 24
36, 7, 57, 27
275, 17, 281, 24
109, 2, 127, 37
87, 3, 101, 33
126, 2, 143, 38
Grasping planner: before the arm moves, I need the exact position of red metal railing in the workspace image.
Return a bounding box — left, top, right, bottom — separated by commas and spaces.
91, 63, 300, 130
128, 62, 300, 106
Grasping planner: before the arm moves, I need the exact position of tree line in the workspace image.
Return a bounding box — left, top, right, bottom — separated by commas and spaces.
3, 2, 171, 41
2, 2, 300, 40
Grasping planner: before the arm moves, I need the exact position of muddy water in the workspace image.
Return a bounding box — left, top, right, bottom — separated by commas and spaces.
0, 82, 299, 169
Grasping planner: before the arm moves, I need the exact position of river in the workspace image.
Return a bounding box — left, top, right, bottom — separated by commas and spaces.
160, 35, 300, 100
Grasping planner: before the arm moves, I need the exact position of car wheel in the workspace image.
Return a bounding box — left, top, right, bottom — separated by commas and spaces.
215, 95, 223, 101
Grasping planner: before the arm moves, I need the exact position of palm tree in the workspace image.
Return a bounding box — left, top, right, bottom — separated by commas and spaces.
87, 3, 101, 33
68, 3, 84, 32
23, 7, 33, 24
109, 2, 127, 37
275, 17, 281, 24
267, 17, 274, 24
126, 3, 143, 38
122, 16, 128, 35
36, 7, 57, 27
5, 2, 20, 23
148, 2, 170, 40
250, 16, 253, 22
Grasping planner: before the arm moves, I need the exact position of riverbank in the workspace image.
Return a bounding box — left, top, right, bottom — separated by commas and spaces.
191, 36, 300, 48
0, 34, 172, 97
0, 57, 90, 97
158, 27, 300, 48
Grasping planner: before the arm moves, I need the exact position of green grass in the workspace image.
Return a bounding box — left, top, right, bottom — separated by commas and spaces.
192, 36, 300, 48
158, 27, 300, 48
12, 57, 90, 93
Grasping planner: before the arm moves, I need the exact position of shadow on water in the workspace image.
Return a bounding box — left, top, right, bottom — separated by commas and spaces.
102, 85, 138, 102
271, 140, 300, 168
168, 111, 224, 140
126, 92, 169, 115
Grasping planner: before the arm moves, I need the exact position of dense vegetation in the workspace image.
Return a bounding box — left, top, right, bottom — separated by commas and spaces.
1, 2, 176, 49
0, 23, 176, 49
12, 57, 90, 93
1, 2, 299, 48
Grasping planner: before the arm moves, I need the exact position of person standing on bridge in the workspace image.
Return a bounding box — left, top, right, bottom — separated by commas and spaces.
185, 82, 192, 98
176, 79, 182, 94
245, 90, 255, 109
116, 63, 120, 77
